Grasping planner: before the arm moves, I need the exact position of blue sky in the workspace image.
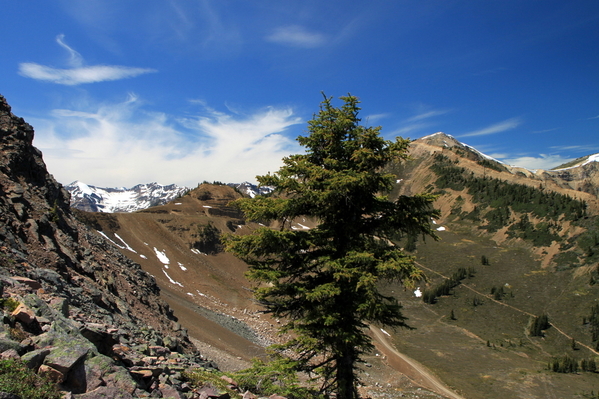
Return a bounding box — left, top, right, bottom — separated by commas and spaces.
1, 1, 598, 187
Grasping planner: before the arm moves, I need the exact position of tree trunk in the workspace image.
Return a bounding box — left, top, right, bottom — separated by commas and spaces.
336, 348, 358, 399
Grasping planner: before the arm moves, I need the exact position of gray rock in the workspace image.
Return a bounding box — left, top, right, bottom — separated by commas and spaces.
159, 385, 184, 399
73, 386, 134, 399
0, 338, 23, 354
20, 348, 50, 370
102, 367, 138, 394
44, 342, 92, 374
84, 354, 115, 392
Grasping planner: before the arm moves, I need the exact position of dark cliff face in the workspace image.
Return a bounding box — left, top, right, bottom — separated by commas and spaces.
0, 94, 190, 349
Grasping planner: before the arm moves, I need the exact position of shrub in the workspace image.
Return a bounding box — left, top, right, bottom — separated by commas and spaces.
0, 359, 61, 399
231, 356, 324, 399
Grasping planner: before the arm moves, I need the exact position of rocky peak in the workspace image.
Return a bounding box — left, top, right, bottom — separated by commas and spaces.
0, 94, 214, 397
414, 132, 464, 149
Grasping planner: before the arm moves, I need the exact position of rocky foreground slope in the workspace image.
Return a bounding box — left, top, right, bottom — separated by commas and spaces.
0, 95, 225, 398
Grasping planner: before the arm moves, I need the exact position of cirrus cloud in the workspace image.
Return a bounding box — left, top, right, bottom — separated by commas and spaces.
18, 34, 156, 85
266, 25, 326, 48
460, 117, 522, 138
18, 63, 156, 85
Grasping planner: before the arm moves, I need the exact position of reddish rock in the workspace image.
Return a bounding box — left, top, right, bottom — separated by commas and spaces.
220, 375, 237, 386
12, 276, 42, 290
11, 303, 36, 324
0, 349, 20, 359
38, 364, 65, 383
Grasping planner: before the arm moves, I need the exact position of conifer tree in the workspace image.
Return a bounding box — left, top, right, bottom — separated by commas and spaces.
225, 94, 439, 399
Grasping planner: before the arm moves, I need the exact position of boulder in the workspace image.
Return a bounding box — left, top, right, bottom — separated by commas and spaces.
0, 349, 20, 360
102, 368, 138, 394
21, 348, 50, 371
38, 364, 65, 383
12, 276, 41, 290
44, 342, 91, 375
11, 303, 36, 325
0, 338, 23, 354
83, 354, 115, 392
73, 386, 134, 399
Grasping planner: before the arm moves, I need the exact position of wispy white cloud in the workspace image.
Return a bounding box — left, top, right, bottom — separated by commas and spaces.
388, 123, 432, 137
56, 34, 83, 67
588, 115, 599, 120
497, 154, 573, 170
32, 95, 303, 187
19, 63, 156, 85
405, 109, 449, 122
18, 35, 156, 85
531, 127, 559, 134
550, 144, 599, 152
266, 25, 326, 48
364, 113, 389, 124
459, 117, 522, 137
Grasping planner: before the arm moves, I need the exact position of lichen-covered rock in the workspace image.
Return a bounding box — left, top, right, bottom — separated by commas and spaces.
44, 341, 91, 375
0, 338, 23, 354
102, 368, 138, 394
21, 348, 50, 370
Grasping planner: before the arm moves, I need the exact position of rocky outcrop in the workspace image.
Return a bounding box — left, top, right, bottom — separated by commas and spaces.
0, 94, 215, 397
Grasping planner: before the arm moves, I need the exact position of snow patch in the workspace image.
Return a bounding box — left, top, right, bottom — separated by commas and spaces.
97, 231, 124, 250
178, 262, 187, 271
154, 248, 170, 265
436, 226, 446, 231
114, 233, 136, 253
140, 254, 147, 259
291, 223, 310, 230
162, 269, 183, 287
414, 287, 422, 298
380, 328, 391, 337
554, 153, 599, 170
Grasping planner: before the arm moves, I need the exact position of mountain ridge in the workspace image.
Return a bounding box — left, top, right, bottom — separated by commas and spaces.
66, 181, 274, 213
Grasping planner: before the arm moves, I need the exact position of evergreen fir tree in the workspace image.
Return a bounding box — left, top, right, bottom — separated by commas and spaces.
225, 94, 439, 399
450, 309, 456, 320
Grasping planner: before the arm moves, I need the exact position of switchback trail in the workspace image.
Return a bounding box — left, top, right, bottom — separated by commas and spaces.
369, 326, 465, 399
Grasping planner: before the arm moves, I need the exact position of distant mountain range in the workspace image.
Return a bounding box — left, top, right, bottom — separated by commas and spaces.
66, 181, 274, 212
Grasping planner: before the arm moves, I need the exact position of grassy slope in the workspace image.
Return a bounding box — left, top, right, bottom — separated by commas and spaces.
385, 222, 599, 399
380, 139, 599, 398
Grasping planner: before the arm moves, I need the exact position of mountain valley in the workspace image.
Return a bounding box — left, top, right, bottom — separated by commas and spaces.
2, 92, 599, 398
72, 132, 599, 398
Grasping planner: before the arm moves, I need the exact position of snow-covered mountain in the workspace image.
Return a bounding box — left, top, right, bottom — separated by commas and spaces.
66, 181, 274, 212
66, 181, 189, 212
228, 181, 274, 198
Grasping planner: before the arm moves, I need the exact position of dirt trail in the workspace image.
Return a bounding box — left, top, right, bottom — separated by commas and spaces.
416, 261, 599, 356
369, 326, 464, 399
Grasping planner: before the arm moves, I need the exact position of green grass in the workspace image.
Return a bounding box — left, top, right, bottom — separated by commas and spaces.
384, 225, 599, 399
0, 359, 61, 399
